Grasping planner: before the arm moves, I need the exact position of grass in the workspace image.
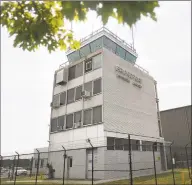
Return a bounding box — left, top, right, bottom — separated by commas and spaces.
0, 169, 191, 185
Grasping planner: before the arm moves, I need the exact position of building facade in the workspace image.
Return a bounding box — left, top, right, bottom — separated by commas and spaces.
160, 105, 191, 147
48, 28, 166, 180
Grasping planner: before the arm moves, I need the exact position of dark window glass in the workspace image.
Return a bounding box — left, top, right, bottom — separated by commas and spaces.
66, 114, 73, 129
70, 158, 72, 167
58, 115, 65, 130
93, 106, 102, 123
75, 63, 83, 78
93, 78, 102, 95
123, 139, 129, 151
132, 140, 140, 151
74, 111, 82, 123
84, 81, 92, 95
67, 88, 75, 104
83, 109, 92, 125
68, 66, 76, 81
107, 137, 115, 150
153, 142, 158, 152
60, 92, 66, 105
85, 60, 92, 73
75, 86, 82, 101
142, 141, 152, 151
40, 159, 44, 168
51, 118, 58, 132
115, 138, 124, 150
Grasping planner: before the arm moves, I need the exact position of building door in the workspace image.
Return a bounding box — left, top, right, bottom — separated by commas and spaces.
86, 148, 97, 179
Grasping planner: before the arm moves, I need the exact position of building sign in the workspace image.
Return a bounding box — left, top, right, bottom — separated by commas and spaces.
115, 65, 142, 88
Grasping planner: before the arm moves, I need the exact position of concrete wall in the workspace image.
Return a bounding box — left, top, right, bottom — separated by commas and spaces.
103, 48, 160, 138
160, 105, 191, 147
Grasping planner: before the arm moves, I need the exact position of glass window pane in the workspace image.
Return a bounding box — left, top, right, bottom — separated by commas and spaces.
74, 111, 82, 123
68, 66, 76, 81
80, 45, 91, 58
90, 37, 102, 53
123, 139, 129, 151
107, 137, 114, 150
93, 54, 102, 70
75, 86, 82, 101
93, 106, 102, 123
75, 63, 83, 78
115, 138, 124, 150
132, 140, 140, 151
125, 51, 136, 63
58, 115, 65, 130
66, 114, 73, 129
67, 50, 80, 62
67, 88, 75, 104
51, 118, 58, 132
60, 92, 66, 105
83, 109, 92, 125
103, 36, 116, 53
116, 45, 126, 59
85, 60, 92, 73
93, 78, 102, 95
84, 81, 92, 95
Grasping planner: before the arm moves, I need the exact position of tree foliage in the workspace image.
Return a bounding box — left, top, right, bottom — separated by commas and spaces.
0, 1, 159, 52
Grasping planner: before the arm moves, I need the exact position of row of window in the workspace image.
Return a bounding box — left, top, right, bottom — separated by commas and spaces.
67, 36, 136, 64
56, 54, 102, 84
53, 78, 102, 107
51, 106, 102, 132
107, 137, 158, 151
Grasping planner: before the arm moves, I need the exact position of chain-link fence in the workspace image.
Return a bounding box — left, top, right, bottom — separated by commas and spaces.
0, 140, 191, 185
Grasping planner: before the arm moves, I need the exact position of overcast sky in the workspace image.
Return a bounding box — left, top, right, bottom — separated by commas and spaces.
1, 1, 191, 155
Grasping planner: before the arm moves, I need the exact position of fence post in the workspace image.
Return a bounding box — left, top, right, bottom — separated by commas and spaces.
87, 138, 94, 185
0, 155, 2, 185
30, 157, 33, 177
185, 143, 191, 179
128, 134, 133, 185
169, 141, 175, 185
152, 143, 157, 185
35, 149, 40, 185
11, 156, 16, 180
62, 146, 66, 185
14, 152, 19, 185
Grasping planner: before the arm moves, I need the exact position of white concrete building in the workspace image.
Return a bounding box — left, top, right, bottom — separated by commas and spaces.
48, 27, 166, 180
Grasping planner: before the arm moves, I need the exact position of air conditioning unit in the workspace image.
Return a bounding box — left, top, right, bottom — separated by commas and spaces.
56, 68, 68, 85
81, 90, 91, 98
74, 122, 81, 129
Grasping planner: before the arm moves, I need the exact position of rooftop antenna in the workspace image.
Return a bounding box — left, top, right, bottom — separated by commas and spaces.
131, 25, 135, 49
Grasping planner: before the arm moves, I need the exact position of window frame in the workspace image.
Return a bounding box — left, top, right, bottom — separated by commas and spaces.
50, 118, 58, 133
60, 91, 66, 106
92, 105, 102, 124
83, 108, 93, 126
66, 114, 74, 129
85, 59, 92, 73
107, 137, 115, 150
67, 88, 75, 104
75, 85, 83, 101
93, 78, 102, 95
